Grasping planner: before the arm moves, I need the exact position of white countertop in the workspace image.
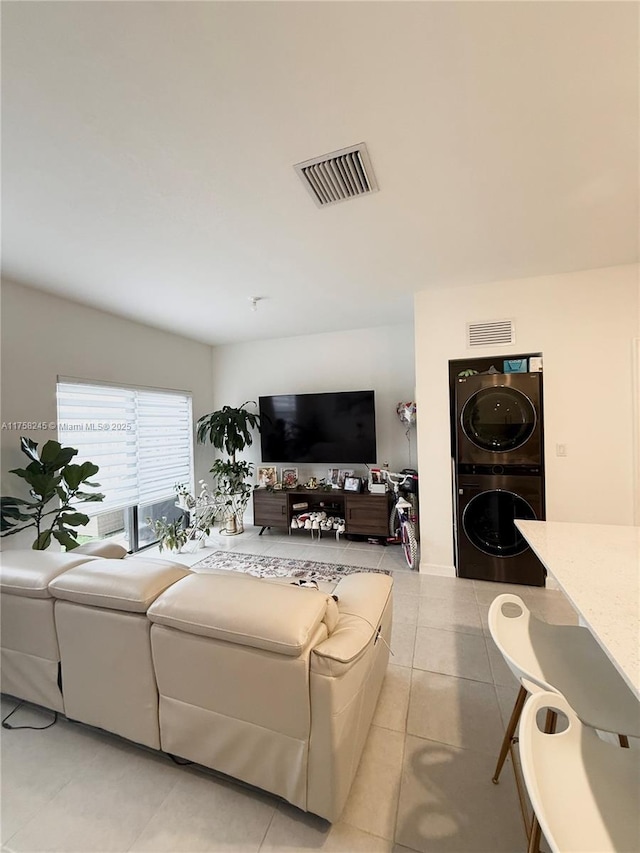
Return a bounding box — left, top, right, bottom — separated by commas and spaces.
516, 520, 640, 700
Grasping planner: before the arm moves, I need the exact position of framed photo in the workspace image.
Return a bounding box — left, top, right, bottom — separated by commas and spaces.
327, 468, 340, 489
281, 467, 298, 489
337, 469, 354, 489
344, 476, 362, 493
257, 466, 277, 488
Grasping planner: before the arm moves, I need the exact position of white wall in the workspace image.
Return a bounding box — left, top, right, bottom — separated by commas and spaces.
0, 280, 214, 548
415, 264, 639, 575
210, 325, 416, 519
635, 272, 640, 524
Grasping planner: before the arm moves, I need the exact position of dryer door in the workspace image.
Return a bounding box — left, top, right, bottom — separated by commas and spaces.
462, 489, 536, 557
461, 386, 537, 453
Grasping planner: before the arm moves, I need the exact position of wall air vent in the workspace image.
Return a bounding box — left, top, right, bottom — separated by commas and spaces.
294, 143, 378, 208
467, 319, 515, 348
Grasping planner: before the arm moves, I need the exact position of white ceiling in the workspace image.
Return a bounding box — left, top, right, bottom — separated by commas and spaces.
2, 1, 638, 346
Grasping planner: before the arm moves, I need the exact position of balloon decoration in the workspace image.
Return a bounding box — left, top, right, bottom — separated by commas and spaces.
396, 402, 417, 467
396, 401, 417, 427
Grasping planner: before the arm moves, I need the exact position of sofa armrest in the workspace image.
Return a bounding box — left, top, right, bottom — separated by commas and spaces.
311, 573, 393, 676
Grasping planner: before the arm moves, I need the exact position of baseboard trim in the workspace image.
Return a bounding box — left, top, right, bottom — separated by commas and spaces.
418, 562, 456, 578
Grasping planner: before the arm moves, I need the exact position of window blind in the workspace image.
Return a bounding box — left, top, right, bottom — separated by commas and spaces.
56, 381, 193, 515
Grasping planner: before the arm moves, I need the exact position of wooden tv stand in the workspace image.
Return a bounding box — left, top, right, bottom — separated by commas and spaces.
253, 487, 393, 538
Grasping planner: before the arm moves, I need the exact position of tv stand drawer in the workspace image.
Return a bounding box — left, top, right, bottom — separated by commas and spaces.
345, 493, 391, 536
253, 491, 287, 526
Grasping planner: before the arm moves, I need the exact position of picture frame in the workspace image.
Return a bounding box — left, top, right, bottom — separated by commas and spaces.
327, 468, 340, 489
343, 476, 362, 493
257, 466, 277, 488
281, 467, 298, 489
337, 469, 354, 489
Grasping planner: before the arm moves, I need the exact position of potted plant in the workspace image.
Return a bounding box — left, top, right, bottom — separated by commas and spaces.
196, 402, 260, 535
146, 516, 189, 553
0, 437, 104, 550
176, 480, 215, 551
174, 482, 195, 511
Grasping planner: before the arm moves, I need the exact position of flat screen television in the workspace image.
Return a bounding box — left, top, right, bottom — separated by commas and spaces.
259, 390, 377, 464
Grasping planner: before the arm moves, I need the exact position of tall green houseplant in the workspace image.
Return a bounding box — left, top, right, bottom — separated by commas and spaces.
0, 437, 104, 550
196, 402, 260, 535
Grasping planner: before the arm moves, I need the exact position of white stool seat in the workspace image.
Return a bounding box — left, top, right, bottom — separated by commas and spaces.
489, 594, 640, 737
519, 691, 640, 853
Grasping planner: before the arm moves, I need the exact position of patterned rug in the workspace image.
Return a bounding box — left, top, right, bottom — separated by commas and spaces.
190, 551, 391, 583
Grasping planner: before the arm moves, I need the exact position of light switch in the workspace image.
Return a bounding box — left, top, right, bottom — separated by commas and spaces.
556, 443, 567, 457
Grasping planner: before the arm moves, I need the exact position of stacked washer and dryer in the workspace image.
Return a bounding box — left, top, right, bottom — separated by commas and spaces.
454, 372, 546, 586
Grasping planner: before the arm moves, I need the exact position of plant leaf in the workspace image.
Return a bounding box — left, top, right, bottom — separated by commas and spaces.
1, 495, 32, 509
52, 529, 80, 550
20, 436, 41, 464
40, 441, 77, 471
33, 530, 52, 550
63, 462, 101, 491
0, 504, 34, 522
9, 467, 35, 479
74, 491, 105, 502
77, 461, 100, 481
0, 496, 33, 535
58, 511, 90, 528
16, 471, 61, 501
62, 465, 83, 490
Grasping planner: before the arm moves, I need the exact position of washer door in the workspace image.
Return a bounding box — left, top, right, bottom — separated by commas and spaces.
462, 490, 536, 557
461, 386, 537, 453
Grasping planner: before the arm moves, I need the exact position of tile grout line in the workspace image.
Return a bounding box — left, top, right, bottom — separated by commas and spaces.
122, 773, 182, 853
256, 802, 279, 853
402, 726, 512, 760
391, 692, 410, 851
1, 732, 110, 850
339, 721, 407, 844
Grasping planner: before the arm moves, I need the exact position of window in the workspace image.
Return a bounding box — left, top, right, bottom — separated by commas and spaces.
56, 380, 193, 551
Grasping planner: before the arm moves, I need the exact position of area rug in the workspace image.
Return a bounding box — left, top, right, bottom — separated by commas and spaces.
190, 551, 391, 583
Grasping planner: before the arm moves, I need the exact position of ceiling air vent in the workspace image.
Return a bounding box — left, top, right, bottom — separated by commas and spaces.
467, 319, 515, 348
294, 143, 378, 208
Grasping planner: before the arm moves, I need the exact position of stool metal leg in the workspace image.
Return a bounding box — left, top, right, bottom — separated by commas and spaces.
527, 707, 558, 853
528, 816, 542, 853
544, 708, 558, 734
492, 684, 528, 784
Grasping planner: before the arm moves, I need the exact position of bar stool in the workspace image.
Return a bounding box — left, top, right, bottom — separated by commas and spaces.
488, 594, 640, 846
519, 690, 640, 853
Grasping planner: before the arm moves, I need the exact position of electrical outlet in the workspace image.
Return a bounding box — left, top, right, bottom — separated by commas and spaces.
556, 443, 567, 457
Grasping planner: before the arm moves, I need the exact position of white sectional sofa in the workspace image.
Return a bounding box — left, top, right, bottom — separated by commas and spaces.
0, 547, 393, 822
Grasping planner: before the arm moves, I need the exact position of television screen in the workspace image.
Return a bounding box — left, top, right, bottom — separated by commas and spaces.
259, 391, 377, 464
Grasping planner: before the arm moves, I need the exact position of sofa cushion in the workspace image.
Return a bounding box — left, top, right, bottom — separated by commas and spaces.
48, 558, 190, 612
0, 551, 100, 599
73, 541, 128, 559
147, 572, 330, 656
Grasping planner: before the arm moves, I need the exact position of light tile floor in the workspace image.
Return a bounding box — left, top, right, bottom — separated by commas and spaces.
1, 528, 580, 853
